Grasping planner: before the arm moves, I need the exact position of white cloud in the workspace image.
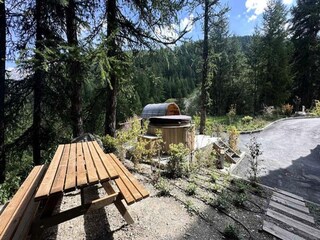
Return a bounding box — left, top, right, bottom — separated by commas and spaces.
155, 14, 194, 43
248, 15, 257, 22
245, 0, 268, 15
283, 0, 293, 4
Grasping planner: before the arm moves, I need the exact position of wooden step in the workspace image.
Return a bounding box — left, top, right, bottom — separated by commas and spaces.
275, 188, 304, 201
267, 209, 320, 239
273, 192, 306, 206
263, 220, 305, 240
269, 201, 315, 224
271, 196, 309, 214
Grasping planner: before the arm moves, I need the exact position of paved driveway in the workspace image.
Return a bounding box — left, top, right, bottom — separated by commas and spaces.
232, 118, 320, 204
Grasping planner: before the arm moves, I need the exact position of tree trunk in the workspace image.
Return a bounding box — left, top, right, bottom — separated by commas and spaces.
66, 0, 83, 138
33, 0, 45, 165
199, 0, 209, 134
104, 0, 117, 137
0, 0, 6, 182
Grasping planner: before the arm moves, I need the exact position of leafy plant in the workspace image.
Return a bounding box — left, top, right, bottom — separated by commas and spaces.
282, 103, 293, 116
223, 224, 240, 240
228, 126, 239, 152
212, 183, 222, 193
210, 172, 219, 183
233, 193, 247, 207
186, 182, 197, 196
310, 100, 320, 116
155, 178, 171, 196
241, 116, 253, 124
185, 200, 194, 212
214, 191, 231, 211
247, 137, 263, 185
167, 143, 190, 178
227, 104, 237, 124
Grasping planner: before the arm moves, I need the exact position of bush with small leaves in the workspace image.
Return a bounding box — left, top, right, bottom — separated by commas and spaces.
186, 182, 197, 196
223, 224, 240, 240
155, 178, 171, 197
167, 143, 190, 178
247, 137, 263, 185
241, 115, 253, 124
282, 103, 293, 116
210, 172, 219, 183
233, 193, 248, 207
227, 104, 237, 124
228, 126, 239, 152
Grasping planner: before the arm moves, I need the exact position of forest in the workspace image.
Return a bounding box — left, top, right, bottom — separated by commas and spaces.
0, 0, 319, 201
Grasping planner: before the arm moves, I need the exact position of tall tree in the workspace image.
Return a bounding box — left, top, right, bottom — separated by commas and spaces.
199, 0, 211, 134
66, 0, 84, 138
0, 0, 6, 182
102, 0, 188, 137
291, 0, 320, 107
260, 0, 291, 106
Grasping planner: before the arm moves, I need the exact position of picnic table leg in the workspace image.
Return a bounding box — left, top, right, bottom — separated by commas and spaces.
102, 182, 134, 224
31, 193, 63, 240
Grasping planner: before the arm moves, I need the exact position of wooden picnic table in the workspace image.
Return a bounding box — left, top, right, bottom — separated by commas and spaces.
34, 141, 119, 200
31, 141, 140, 239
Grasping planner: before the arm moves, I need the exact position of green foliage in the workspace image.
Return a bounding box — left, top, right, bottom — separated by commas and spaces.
241, 116, 253, 124
282, 103, 293, 117
247, 137, 263, 184
310, 100, 320, 116
214, 190, 231, 211
155, 177, 171, 197
167, 143, 190, 178
223, 224, 241, 240
186, 182, 197, 196
228, 126, 239, 152
210, 171, 219, 183
185, 199, 194, 212
101, 134, 117, 153
227, 104, 237, 124
233, 193, 248, 207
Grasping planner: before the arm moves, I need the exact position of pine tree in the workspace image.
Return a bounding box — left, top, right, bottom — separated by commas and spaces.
0, 0, 6, 182
291, 0, 320, 107
260, 0, 291, 107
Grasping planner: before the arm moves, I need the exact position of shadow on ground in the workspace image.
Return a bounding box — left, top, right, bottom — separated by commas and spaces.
259, 145, 320, 204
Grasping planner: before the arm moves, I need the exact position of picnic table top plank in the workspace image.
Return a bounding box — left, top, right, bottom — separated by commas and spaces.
82, 142, 99, 184
92, 141, 118, 179
87, 141, 110, 181
1, 165, 44, 238
64, 143, 77, 190
76, 142, 88, 187
51, 144, 70, 194
35, 145, 64, 199
109, 154, 149, 198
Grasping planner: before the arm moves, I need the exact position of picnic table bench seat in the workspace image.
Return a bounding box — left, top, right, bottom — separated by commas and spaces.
106, 153, 149, 205
0, 165, 46, 240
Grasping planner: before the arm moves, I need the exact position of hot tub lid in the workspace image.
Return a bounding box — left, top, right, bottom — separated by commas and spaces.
149, 115, 191, 125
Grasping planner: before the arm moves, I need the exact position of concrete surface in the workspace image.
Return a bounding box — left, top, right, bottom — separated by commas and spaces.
232, 118, 320, 204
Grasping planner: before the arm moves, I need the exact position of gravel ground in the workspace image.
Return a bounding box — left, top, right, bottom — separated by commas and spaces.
40, 158, 319, 240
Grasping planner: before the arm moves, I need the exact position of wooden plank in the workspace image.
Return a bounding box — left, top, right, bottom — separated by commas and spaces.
35, 145, 64, 200
0, 165, 46, 239
115, 178, 136, 205
273, 192, 306, 206
263, 220, 305, 240
64, 143, 77, 190
51, 144, 70, 194
109, 153, 149, 198
76, 142, 88, 187
271, 196, 309, 214
102, 182, 134, 224
267, 209, 320, 239
92, 141, 118, 179
269, 201, 315, 224
275, 188, 305, 201
82, 142, 99, 184
110, 158, 143, 204
87, 141, 110, 181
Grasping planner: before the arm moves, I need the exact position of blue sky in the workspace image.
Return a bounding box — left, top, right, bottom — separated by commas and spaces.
181, 0, 297, 40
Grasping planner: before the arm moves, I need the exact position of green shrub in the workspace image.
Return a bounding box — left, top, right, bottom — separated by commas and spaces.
228, 126, 239, 152
155, 178, 171, 196
311, 100, 320, 116
186, 182, 197, 196
223, 224, 240, 240
101, 134, 117, 153
241, 116, 253, 124
233, 193, 248, 207
210, 172, 219, 183
227, 104, 237, 124
167, 143, 190, 178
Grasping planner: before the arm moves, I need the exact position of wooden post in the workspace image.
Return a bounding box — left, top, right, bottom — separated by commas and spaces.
216, 148, 225, 169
